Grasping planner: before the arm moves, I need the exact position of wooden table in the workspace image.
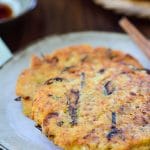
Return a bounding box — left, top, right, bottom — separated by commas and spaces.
0, 0, 150, 52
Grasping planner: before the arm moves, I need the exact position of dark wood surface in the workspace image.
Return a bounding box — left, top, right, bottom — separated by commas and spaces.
0, 0, 150, 52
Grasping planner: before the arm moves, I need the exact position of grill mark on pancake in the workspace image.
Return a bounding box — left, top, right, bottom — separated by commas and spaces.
107, 112, 122, 141
80, 72, 85, 89
44, 77, 65, 85
43, 112, 59, 126
66, 89, 80, 126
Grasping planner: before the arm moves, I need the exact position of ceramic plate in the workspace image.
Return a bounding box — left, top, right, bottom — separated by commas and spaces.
93, 0, 150, 19
0, 32, 149, 150
0, 0, 37, 24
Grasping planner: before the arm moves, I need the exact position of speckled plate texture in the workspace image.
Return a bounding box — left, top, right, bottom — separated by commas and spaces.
0, 32, 149, 150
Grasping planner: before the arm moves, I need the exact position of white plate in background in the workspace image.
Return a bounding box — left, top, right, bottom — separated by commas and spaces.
93, 0, 150, 19
0, 32, 149, 150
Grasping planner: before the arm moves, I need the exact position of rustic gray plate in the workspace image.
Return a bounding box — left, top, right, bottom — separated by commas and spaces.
0, 32, 149, 150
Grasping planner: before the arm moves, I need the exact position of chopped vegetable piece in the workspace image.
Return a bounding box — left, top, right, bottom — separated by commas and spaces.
67, 89, 80, 126
14, 96, 21, 101
103, 81, 115, 95
44, 77, 65, 85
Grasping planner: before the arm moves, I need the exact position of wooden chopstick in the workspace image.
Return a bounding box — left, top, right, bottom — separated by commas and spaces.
119, 17, 150, 59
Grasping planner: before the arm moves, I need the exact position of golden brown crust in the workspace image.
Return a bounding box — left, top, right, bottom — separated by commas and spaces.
16, 45, 142, 102
15, 45, 150, 150
32, 68, 150, 150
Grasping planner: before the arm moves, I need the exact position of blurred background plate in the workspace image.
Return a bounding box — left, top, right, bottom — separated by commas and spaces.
0, 32, 149, 150
93, 0, 150, 18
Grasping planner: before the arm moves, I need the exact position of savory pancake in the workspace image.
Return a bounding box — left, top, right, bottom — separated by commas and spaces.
32, 66, 150, 150
16, 45, 142, 117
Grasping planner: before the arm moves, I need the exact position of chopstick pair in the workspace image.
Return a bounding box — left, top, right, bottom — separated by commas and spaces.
119, 17, 150, 60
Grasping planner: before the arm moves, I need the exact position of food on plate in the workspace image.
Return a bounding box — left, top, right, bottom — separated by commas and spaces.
33, 67, 150, 150
16, 45, 150, 150
16, 45, 142, 117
